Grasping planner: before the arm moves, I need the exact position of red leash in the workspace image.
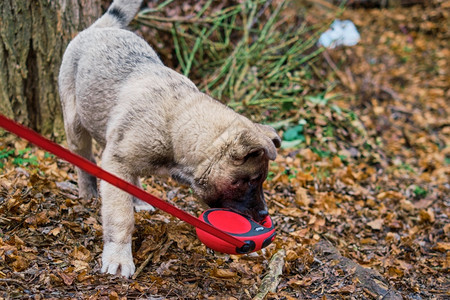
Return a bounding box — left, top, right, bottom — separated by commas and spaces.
0, 114, 245, 248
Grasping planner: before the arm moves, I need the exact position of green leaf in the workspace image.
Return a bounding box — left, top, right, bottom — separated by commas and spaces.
44, 152, 54, 159
0, 149, 14, 159
413, 185, 427, 198
312, 147, 331, 158
445, 156, 450, 165
324, 126, 334, 137
281, 139, 304, 149
305, 93, 326, 105
283, 124, 304, 141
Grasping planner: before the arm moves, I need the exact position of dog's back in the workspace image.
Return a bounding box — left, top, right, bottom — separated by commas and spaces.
59, 0, 165, 145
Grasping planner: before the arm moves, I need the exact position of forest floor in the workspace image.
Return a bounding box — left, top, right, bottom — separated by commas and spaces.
0, 1, 448, 299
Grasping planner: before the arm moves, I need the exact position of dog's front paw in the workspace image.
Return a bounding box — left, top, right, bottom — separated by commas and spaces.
101, 242, 135, 278
133, 198, 156, 212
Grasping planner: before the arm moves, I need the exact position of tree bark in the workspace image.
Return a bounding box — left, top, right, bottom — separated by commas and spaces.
0, 0, 103, 138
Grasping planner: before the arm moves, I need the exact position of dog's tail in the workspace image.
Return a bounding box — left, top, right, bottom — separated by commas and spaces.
91, 0, 143, 29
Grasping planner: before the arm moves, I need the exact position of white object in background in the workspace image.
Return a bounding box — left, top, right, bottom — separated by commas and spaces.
318, 20, 360, 49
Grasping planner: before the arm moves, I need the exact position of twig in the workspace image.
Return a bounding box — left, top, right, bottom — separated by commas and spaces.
249, 0, 273, 29
138, 14, 214, 24
132, 240, 174, 279
380, 85, 401, 102
137, 2, 243, 24
322, 50, 357, 92
389, 105, 412, 115
253, 248, 286, 300
0, 278, 26, 288
135, 19, 225, 49
306, 0, 339, 10
132, 252, 154, 280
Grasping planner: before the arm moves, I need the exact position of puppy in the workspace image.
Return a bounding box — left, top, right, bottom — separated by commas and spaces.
59, 0, 281, 278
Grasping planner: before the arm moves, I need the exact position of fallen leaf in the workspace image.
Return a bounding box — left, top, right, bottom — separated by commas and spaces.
433, 242, 450, 252
377, 191, 405, 200
361, 238, 377, 245
12, 255, 28, 272
48, 227, 62, 236
444, 224, 450, 234
367, 219, 384, 230
329, 284, 356, 294
72, 260, 90, 272
71, 246, 92, 262
211, 268, 237, 279
57, 271, 75, 286
280, 207, 304, 217
25, 211, 49, 226
400, 199, 415, 212
419, 208, 435, 223
413, 198, 434, 209
295, 187, 310, 207
156, 259, 177, 276
288, 276, 321, 287
387, 266, 404, 278
109, 291, 119, 300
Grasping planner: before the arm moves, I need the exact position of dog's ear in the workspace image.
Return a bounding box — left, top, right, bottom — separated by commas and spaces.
255, 124, 281, 148
229, 129, 279, 164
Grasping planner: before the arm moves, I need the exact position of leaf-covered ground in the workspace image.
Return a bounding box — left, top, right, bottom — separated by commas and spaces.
0, 1, 448, 299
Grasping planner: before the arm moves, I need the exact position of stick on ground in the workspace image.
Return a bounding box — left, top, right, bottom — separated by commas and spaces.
253, 248, 286, 300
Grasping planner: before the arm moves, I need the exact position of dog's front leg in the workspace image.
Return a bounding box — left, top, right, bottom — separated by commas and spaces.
100, 148, 136, 278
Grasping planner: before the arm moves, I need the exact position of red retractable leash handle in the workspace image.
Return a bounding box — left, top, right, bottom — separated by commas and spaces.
197, 208, 276, 254
0, 114, 250, 251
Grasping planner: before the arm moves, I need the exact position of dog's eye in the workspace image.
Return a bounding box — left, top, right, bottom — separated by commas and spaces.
231, 179, 242, 186
232, 174, 262, 187
250, 175, 262, 183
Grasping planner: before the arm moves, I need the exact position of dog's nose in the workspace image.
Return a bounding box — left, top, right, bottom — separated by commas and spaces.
257, 209, 269, 220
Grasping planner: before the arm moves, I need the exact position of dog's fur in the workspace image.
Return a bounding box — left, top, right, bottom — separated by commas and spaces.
59, 0, 281, 278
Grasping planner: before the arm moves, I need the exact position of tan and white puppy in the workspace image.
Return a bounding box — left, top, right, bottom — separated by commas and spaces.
59, 0, 281, 278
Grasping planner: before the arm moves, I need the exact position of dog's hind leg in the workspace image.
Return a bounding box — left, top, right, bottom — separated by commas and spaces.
61, 92, 98, 199
132, 178, 156, 212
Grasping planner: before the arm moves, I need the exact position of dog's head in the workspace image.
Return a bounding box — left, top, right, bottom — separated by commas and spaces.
192, 123, 281, 222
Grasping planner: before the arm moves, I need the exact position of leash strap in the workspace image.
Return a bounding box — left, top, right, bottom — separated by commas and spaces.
0, 114, 245, 248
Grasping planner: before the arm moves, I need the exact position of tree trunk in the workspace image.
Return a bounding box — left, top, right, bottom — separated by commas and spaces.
0, 0, 103, 139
